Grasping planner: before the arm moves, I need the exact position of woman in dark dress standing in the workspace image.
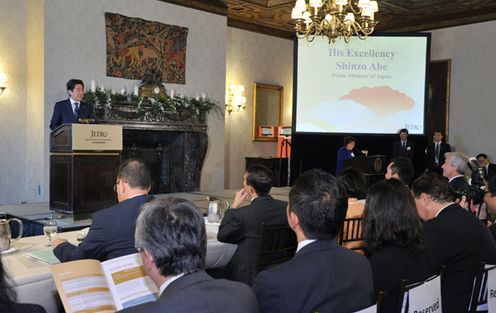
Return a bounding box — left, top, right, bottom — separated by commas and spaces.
336, 136, 356, 175
0, 255, 46, 313
363, 179, 432, 312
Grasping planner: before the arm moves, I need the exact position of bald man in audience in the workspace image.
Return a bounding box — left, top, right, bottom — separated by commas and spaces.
412, 172, 496, 313
52, 159, 153, 262
253, 169, 373, 313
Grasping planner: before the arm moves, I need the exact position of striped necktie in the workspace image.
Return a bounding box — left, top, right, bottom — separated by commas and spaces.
74, 102, 80, 118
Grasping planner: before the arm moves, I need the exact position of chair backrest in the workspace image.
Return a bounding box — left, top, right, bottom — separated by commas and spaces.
396, 273, 443, 313
353, 292, 384, 313
256, 223, 297, 273
468, 262, 496, 312
338, 217, 364, 251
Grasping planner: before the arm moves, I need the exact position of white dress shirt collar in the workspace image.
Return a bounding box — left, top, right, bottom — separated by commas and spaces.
448, 175, 465, 183
159, 273, 185, 296
296, 239, 317, 253
434, 202, 454, 218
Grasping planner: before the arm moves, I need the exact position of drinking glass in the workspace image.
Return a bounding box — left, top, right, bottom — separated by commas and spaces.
43, 220, 58, 246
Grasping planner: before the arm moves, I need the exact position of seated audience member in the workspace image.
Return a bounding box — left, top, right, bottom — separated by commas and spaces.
120, 197, 258, 313
217, 165, 287, 285
385, 157, 414, 186
442, 152, 469, 193
425, 131, 451, 174
53, 159, 153, 262
363, 179, 432, 313
477, 153, 496, 180
252, 169, 373, 313
411, 172, 496, 313
0, 256, 46, 313
484, 175, 496, 241
337, 167, 367, 201
336, 136, 357, 175
338, 167, 367, 250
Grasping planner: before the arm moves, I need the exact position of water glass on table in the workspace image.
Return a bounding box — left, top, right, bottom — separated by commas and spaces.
43, 220, 58, 247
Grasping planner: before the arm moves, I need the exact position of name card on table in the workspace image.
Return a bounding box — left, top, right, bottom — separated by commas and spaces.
72, 124, 123, 151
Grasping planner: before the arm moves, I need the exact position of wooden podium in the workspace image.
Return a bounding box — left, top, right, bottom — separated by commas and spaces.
343, 155, 388, 187
50, 124, 123, 215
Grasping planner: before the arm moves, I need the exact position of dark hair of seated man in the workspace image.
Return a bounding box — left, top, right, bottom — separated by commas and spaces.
289, 169, 348, 240
337, 167, 367, 200
245, 164, 273, 196
389, 157, 414, 186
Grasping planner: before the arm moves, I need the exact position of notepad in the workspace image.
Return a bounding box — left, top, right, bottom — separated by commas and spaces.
23, 249, 60, 264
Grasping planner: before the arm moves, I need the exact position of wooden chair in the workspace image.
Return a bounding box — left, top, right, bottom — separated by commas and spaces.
468, 262, 496, 312
338, 217, 364, 252
256, 223, 297, 273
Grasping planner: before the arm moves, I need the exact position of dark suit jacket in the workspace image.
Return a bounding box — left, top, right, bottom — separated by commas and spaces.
368, 246, 432, 313
485, 163, 496, 179
449, 175, 469, 194
0, 303, 46, 313
253, 240, 374, 313
54, 195, 153, 262
49, 98, 96, 130
118, 270, 258, 313
217, 195, 288, 285
423, 203, 496, 313
392, 140, 415, 160
425, 142, 451, 173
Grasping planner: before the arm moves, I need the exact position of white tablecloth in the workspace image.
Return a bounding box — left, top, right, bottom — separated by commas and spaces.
3, 224, 236, 313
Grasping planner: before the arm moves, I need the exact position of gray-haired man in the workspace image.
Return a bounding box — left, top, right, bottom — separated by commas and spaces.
119, 197, 258, 313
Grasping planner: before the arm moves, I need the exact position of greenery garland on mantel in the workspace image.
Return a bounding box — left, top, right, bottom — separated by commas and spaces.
83, 88, 223, 123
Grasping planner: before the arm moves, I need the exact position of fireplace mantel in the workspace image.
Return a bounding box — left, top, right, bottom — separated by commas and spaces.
102, 120, 208, 193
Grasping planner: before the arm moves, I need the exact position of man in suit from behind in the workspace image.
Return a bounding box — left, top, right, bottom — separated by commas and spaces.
392, 128, 415, 160
425, 131, 451, 174
52, 159, 153, 262
252, 169, 373, 313
217, 164, 288, 285
412, 172, 496, 313
119, 197, 258, 313
442, 152, 469, 194
49, 78, 96, 130
477, 153, 496, 180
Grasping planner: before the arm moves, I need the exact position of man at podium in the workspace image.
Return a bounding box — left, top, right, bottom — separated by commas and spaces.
49, 79, 96, 130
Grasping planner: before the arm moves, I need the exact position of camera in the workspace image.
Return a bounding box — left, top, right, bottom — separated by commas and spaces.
454, 185, 485, 205
466, 157, 485, 187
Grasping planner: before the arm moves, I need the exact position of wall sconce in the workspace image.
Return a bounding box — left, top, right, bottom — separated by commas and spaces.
226, 84, 246, 114
0, 72, 7, 95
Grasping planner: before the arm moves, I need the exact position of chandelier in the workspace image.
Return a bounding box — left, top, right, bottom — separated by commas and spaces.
291, 0, 379, 43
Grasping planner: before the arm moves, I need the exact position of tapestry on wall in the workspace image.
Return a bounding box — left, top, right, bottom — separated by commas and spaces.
105, 12, 188, 84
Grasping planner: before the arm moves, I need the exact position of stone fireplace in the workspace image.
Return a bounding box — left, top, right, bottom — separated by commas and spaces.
116, 120, 208, 194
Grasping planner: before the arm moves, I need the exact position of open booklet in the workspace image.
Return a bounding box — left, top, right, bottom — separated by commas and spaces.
51, 253, 158, 313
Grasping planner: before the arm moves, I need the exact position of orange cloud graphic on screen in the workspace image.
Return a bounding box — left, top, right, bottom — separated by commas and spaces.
340, 86, 415, 116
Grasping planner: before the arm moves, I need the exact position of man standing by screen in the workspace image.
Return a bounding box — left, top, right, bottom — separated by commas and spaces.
392, 128, 415, 160
49, 79, 96, 130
